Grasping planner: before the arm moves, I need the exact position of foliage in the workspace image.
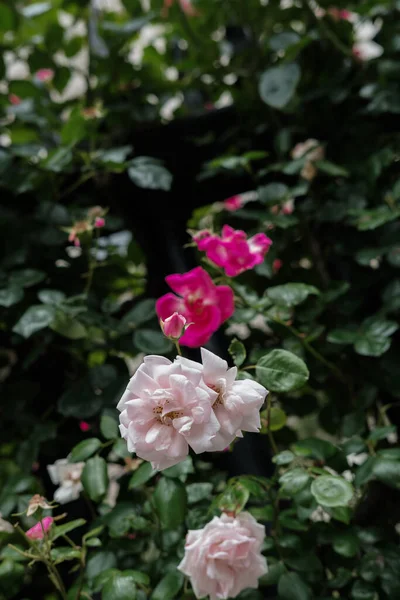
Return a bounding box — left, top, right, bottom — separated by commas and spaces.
1, 0, 400, 599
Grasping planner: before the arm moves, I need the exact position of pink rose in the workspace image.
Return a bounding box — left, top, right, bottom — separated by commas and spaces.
79, 421, 91, 432
156, 267, 234, 347
36, 68, 54, 82
177, 348, 267, 451
223, 195, 243, 212
195, 225, 272, 278
26, 517, 54, 540
94, 217, 105, 228
117, 355, 220, 470
161, 312, 187, 340
178, 512, 268, 600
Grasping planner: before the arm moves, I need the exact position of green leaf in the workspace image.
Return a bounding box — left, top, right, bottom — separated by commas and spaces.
267, 283, 319, 307
327, 328, 358, 344
100, 415, 119, 440
333, 531, 360, 558
163, 456, 194, 480
270, 32, 301, 51
292, 438, 337, 461
311, 476, 353, 507
50, 547, 81, 564
0, 4, 15, 32
187, 482, 213, 505
69, 438, 102, 462
278, 572, 312, 600
38, 289, 66, 305
279, 468, 310, 495
217, 482, 250, 513
368, 425, 397, 441
269, 407, 287, 431
151, 571, 183, 600
133, 329, 173, 354
372, 458, 400, 488
102, 572, 137, 600
153, 478, 187, 529
121, 299, 156, 328
50, 313, 87, 340
87, 552, 117, 581
259, 63, 301, 109
355, 318, 399, 357
81, 456, 109, 503
52, 519, 86, 541
41, 147, 73, 173
0, 286, 24, 307
10, 269, 45, 287
258, 182, 289, 204
228, 338, 246, 367
351, 580, 376, 600
128, 162, 172, 191
128, 462, 156, 489
273, 451, 295, 465
97, 146, 132, 165
315, 160, 349, 177
13, 305, 55, 338
256, 350, 309, 392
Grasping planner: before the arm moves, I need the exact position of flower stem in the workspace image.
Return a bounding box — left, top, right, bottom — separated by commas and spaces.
266, 395, 279, 456
174, 341, 182, 356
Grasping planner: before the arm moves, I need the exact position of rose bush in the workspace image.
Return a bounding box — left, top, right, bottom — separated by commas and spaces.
1, 1, 400, 599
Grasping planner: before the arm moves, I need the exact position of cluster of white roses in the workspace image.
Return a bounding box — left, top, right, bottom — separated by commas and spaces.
117, 348, 268, 470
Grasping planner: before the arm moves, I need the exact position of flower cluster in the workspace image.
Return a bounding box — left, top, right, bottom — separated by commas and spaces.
117, 348, 267, 470
194, 225, 272, 277
156, 266, 234, 347
178, 511, 268, 600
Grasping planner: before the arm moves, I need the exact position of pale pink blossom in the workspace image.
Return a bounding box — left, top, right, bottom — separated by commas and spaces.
282, 199, 294, 215
195, 225, 272, 278
291, 139, 324, 161
178, 512, 267, 600
224, 195, 243, 212
156, 267, 234, 347
94, 217, 105, 228
27, 494, 52, 517
177, 348, 268, 451
117, 355, 220, 470
36, 69, 54, 82
79, 421, 91, 432
161, 312, 187, 340
26, 517, 54, 540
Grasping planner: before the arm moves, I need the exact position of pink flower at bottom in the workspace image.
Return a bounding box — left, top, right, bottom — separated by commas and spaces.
178, 512, 268, 600
195, 225, 272, 278
36, 69, 54, 82
26, 517, 54, 540
156, 267, 234, 347
117, 355, 220, 470
224, 195, 243, 212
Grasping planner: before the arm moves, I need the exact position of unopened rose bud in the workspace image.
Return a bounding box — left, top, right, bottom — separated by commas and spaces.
35, 69, 54, 83
26, 517, 54, 540
161, 312, 187, 340
94, 217, 105, 228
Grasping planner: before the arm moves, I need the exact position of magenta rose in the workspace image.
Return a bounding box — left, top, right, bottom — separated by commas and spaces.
156, 267, 234, 347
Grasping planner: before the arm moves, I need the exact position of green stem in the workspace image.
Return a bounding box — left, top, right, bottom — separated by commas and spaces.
266, 395, 279, 456
174, 341, 182, 356
303, 0, 353, 57
60, 172, 95, 200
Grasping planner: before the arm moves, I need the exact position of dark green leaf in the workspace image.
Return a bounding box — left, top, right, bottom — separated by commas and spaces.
128, 462, 156, 489
100, 415, 119, 440
311, 476, 353, 507
69, 438, 102, 462
267, 283, 319, 307
0, 286, 24, 307
256, 350, 309, 392
10, 269, 45, 287
121, 299, 156, 328
102, 572, 137, 600
13, 305, 55, 338
228, 338, 246, 367
38, 289, 66, 305
259, 63, 301, 109
50, 547, 81, 564
128, 162, 172, 191
52, 519, 86, 541
153, 478, 187, 529
81, 456, 109, 503
133, 329, 173, 354
151, 571, 183, 600
351, 580, 376, 600
333, 531, 360, 557
279, 469, 310, 495
278, 572, 312, 600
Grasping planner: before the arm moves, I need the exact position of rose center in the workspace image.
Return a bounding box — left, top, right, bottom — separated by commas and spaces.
152, 404, 183, 425
208, 384, 223, 407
